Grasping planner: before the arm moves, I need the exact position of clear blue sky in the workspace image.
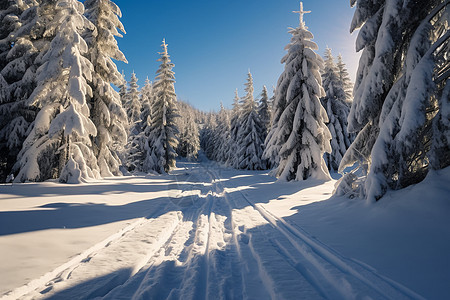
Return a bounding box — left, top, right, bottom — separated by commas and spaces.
114, 0, 360, 112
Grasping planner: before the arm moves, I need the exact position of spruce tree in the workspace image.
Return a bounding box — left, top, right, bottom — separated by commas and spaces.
264, 3, 331, 181
0, 0, 23, 71
144, 40, 179, 173
124, 77, 152, 172
184, 112, 200, 160
321, 47, 352, 172
176, 102, 200, 160
237, 72, 267, 170
125, 71, 140, 126
201, 113, 217, 160
258, 85, 271, 139
118, 70, 127, 106
0, 0, 39, 182
337, 0, 449, 201
14, 0, 99, 183
214, 103, 231, 163
336, 54, 353, 104
140, 77, 153, 126
84, 0, 128, 177
227, 89, 241, 167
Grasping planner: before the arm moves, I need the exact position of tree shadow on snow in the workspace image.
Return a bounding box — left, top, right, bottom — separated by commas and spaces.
0, 180, 217, 236
0, 165, 329, 236
41, 268, 134, 300
0, 178, 175, 199
37, 220, 331, 300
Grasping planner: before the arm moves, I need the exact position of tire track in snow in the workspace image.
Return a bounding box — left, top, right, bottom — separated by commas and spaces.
4, 158, 424, 300
232, 182, 425, 300
102, 212, 196, 300
23, 211, 182, 300
200, 166, 245, 300
122, 159, 256, 300
102, 161, 222, 300
207, 166, 318, 300
1, 198, 179, 300
173, 163, 231, 300
203, 165, 273, 300
32, 162, 214, 299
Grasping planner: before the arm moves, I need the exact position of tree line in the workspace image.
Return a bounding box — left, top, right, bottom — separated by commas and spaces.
0, 0, 200, 183
0, 0, 448, 203
199, 0, 449, 203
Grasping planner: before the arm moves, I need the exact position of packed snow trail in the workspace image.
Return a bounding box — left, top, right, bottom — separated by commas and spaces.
4, 156, 424, 300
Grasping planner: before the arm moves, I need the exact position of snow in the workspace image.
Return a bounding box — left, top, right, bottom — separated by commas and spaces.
264, 5, 331, 182
1, 156, 449, 299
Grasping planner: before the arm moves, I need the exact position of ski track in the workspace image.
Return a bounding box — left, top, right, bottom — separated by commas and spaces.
4, 158, 425, 300
226, 175, 424, 300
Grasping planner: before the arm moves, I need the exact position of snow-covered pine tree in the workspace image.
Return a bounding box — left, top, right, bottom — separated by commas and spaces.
125, 128, 144, 172
14, 0, 99, 183
0, 0, 37, 72
125, 78, 154, 172
258, 85, 271, 139
118, 70, 127, 106
84, 0, 128, 177
430, 78, 449, 171
176, 102, 200, 160
214, 102, 231, 163
336, 53, 353, 104
125, 71, 140, 127
264, 80, 287, 168
209, 109, 221, 162
183, 113, 200, 160
1, 0, 41, 101
236, 71, 267, 170
144, 40, 179, 173
337, 0, 449, 202
0, 0, 20, 70
140, 77, 153, 125
200, 113, 216, 160
227, 89, 241, 167
0, 0, 39, 182
321, 47, 352, 172
265, 3, 331, 181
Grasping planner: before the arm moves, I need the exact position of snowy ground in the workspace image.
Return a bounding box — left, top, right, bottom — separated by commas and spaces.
1, 155, 449, 299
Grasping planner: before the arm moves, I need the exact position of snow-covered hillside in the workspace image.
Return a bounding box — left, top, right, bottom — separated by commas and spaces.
1, 156, 449, 299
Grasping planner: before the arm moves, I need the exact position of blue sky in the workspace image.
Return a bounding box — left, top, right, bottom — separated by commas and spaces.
114, 0, 360, 111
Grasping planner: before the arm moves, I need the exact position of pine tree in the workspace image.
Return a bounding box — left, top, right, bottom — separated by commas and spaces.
264, 84, 286, 169
430, 79, 449, 170
125, 71, 140, 126
0, 0, 39, 182
321, 47, 352, 172
125, 77, 153, 172
201, 113, 217, 160
0, 0, 23, 71
264, 3, 331, 181
214, 103, 231, 163
144, 40, 179, 173
84, 0, 128, 177
336, 54, 353, 104
237, 72, 267, 170
14, 0, 99, 183
176, 102, 200, 160
258, 85, 271, 139
227, 89, 241, 167
140, 77, 153, 125
184, 113, 200, 160
118, 70, 127, 106
125, 120, 146, 172
337, 0, 449, 201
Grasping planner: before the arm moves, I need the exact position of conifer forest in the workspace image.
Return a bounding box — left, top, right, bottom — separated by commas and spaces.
0, 1, 449, 299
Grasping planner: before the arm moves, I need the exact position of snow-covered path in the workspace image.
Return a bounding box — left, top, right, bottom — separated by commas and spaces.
1, 157, 436, 299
